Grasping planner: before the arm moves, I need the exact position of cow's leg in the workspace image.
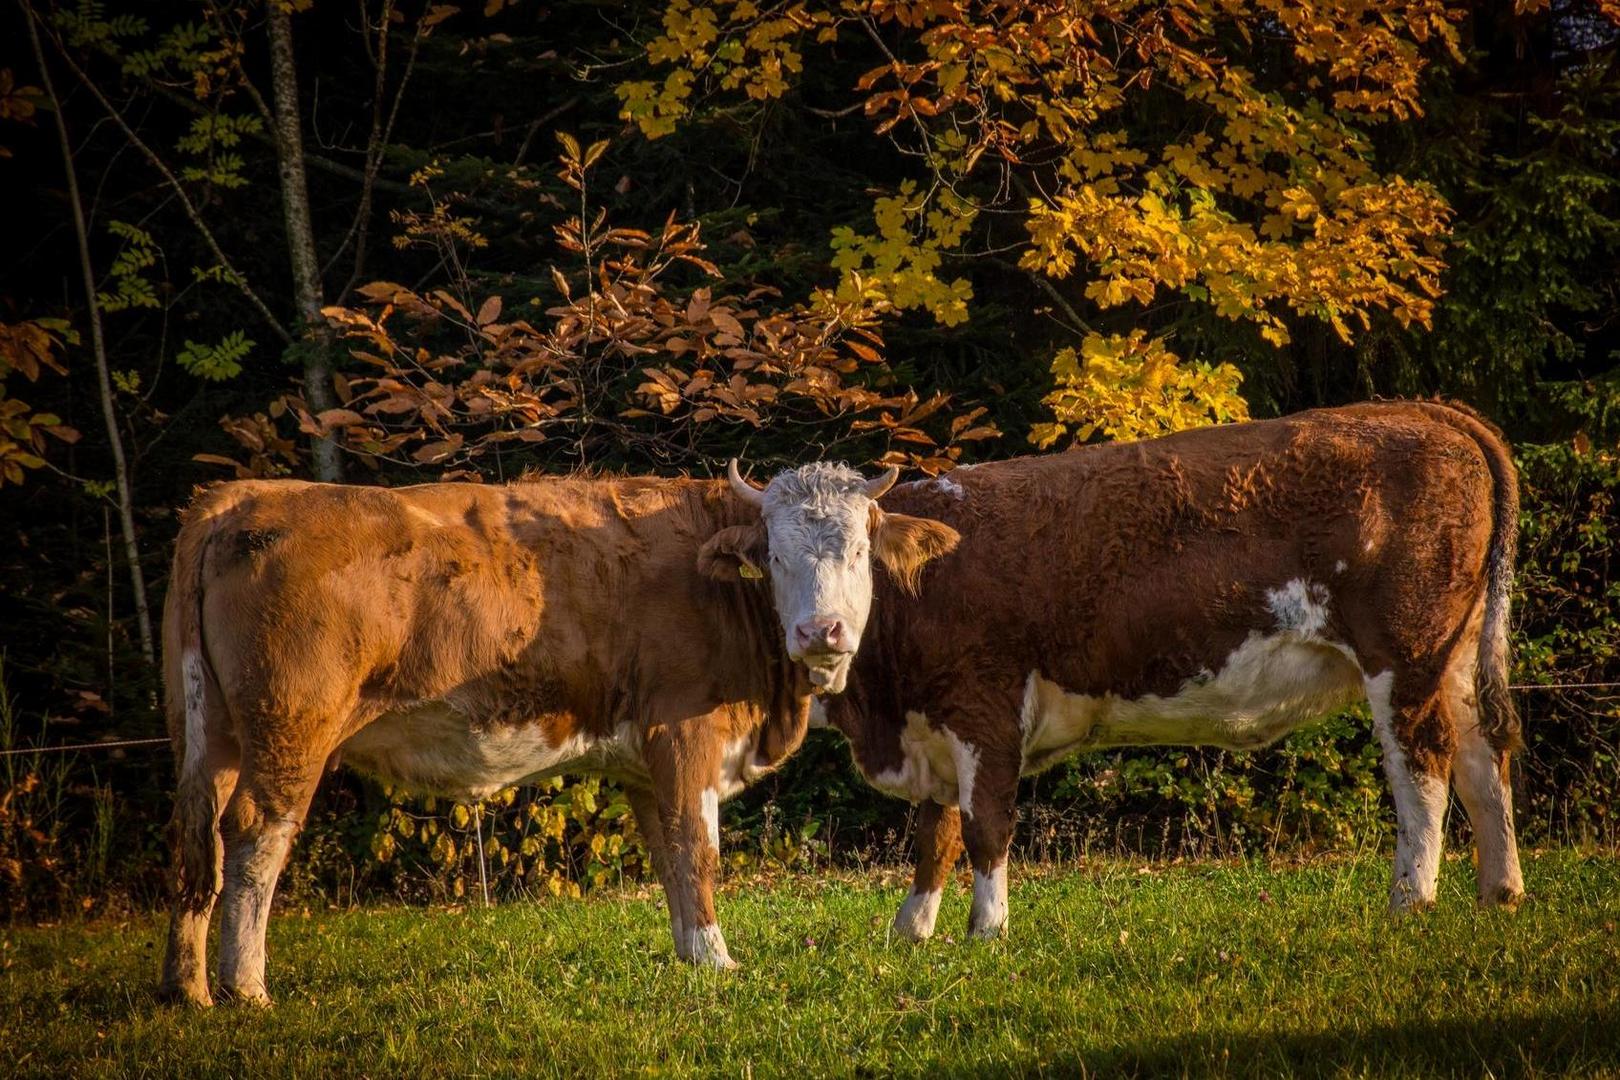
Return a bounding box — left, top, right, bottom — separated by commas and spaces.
158, 748, 238, 1007
626, 785, 684, 946
215, 750, 325, 1005
954, 739, 1019, 940
894, 801, 962, 942
1448, 674, 1525, 907
645, 724, 736, 970
1366, 670, 1453, 913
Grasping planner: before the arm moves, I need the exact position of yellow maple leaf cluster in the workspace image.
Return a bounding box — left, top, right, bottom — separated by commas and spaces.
617, 0, 835, 138
822, 180, 977, 326
1032, 331, 1250, 448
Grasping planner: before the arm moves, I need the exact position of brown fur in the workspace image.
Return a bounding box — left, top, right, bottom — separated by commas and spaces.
159, 474, 810, 1003
819, 402, 1526, 932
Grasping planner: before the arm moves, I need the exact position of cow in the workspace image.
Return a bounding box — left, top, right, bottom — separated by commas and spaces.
708, 401, 1525, 943
158, 471, 955, 1005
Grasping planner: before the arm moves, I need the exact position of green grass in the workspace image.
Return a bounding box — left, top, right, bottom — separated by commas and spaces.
4, 851, 1618, 1078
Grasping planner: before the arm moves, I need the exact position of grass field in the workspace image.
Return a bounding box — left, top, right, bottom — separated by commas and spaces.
4, 851, 1618, 1078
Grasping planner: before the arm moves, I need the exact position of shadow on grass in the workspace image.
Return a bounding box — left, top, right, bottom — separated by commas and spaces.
927, 1008, 1618, 1078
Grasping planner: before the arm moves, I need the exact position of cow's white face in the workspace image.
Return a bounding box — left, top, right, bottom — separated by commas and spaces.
700, 461, 961, 694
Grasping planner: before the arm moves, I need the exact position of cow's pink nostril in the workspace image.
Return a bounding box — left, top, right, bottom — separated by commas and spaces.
795, 619, 844, 652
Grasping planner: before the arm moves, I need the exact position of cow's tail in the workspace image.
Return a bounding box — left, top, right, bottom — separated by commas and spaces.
164, 491, 231, 910
1415, 400, 1523, 752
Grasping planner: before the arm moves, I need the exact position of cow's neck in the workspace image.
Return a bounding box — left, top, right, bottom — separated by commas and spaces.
818, 578, 916, 777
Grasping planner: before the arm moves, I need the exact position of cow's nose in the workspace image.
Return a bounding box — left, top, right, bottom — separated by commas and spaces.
794, 619, 845, 652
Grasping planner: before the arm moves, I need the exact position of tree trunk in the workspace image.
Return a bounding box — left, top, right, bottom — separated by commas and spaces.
267, 4, 343, 482
24, 5, 156, 667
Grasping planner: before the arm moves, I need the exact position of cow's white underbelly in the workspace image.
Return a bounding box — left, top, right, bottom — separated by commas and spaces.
1021, 630, 1365, 770
869, 629, 1365, 807
342, 702, 648, 799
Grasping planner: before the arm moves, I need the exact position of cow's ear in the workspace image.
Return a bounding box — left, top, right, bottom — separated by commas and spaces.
872, 511, 960, 596
699, 523, 768, 582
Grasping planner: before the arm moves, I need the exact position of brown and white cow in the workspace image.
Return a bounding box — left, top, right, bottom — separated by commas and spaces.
158, 471, 952, 1005
712, 401, 1525, 942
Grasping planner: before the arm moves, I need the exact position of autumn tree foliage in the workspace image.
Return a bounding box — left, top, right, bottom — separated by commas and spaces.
290, 138, 997, 479
619, 0, 1463, 442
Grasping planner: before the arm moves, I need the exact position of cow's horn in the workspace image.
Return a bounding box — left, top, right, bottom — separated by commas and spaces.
727, 459, 766, 507
863, 465, 900, 500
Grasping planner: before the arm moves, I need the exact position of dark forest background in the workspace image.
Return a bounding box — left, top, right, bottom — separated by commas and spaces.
1, 0, 1617, 914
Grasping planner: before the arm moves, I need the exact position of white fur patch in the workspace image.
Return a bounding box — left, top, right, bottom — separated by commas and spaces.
181, 648, 207, 776
1021, 628, 1363, 771
342, 705, 646, 799
700, 788, 721, 854
930, 475, 966, 500
1265, 578, 1332, 636
969, 863, 1008, 939
808, 697, 829, 729
1016, 578, 1359, 769
1334, 560, 1347, 574
716, 734, 767, 799
893, 888, 942, 941
1367, 670, 1448, 912
684, 923, 735, 969
869, 711, 962, 805
945, 730, 981, 819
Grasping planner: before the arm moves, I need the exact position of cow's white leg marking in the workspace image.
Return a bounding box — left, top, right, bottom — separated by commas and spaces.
700, 787, 721, 855
217, 817, 299, 1003
969, 862, 1008, 939
1368, 671, 1448, 913
893, 887, 943, 942
1452, 727, 1524, 907
682, 923, 736, 970
1447, 647, 1524, 908
945, 731, 981, 821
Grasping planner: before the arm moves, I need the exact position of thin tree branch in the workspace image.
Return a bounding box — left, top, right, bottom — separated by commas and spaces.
1027, 270, 1093, 337
37, 13, 294, 346
24, 0, 156, 668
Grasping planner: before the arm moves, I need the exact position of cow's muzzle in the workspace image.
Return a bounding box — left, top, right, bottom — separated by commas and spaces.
796, 650, 855, 694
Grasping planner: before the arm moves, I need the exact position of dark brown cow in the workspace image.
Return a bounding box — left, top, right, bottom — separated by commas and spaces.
158, 472, 950, 1005
711, 402, 1524, 941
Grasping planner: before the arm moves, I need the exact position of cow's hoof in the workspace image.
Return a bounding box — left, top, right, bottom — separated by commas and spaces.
681, 950, 740, 972
967, 920, 1007, 941
892, 889, 942, 942
1480, 885, 1525, 910
1388, 894, 1437, 917
155, 980, 213, 1008
215, 984, 273, 1008
681, 924, 738, 971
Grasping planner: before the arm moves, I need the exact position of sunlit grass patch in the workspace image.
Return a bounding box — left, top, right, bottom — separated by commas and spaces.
5, 851, 1617, 1078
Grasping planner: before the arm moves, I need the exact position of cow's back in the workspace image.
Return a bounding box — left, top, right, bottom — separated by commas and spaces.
876, 403, 1497, 704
